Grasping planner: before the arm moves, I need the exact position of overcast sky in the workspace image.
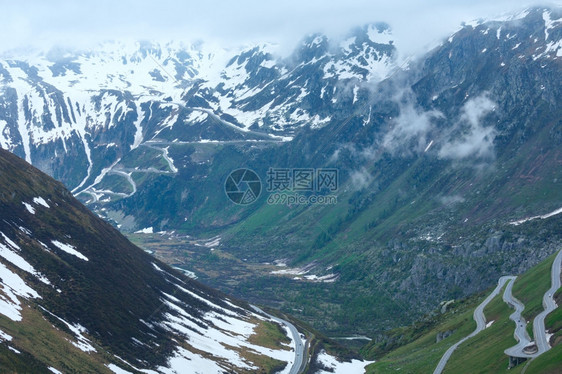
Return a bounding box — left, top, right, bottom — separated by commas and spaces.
1, 0, 560, 57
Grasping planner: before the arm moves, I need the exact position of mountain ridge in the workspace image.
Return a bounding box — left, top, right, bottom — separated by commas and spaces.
122, 6, 562, 337
0, 23, 397, 195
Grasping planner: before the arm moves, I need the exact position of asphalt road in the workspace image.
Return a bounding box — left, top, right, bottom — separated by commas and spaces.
107, 170, 137, 196
250, 305, 306, 374
503, 277, 534, 358
533, 248, 562, 354
436, 248, 562, 371
433, 276, 514, 374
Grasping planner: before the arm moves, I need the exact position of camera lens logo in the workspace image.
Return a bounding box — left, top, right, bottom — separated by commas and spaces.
225, 169, 261, 205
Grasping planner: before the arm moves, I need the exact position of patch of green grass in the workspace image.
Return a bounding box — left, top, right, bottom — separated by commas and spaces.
96, 173, 134, 194
545, 306, 562, 342
229, 343, 288, 374
524, 343, 562, 373
0, 344, 52, 373
546, 288, 562, 336
0, 305, 112, 373
119, 145, 169, 171
248, 319, 291, 351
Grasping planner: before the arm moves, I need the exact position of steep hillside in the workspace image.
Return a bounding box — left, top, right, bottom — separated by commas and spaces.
361, 246, 562, 373
0, 148, 311, 373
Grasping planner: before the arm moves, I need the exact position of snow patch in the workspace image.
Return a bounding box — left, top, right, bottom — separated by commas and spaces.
161, 147, 178, 173
22, 202, 35, 214
0, 237, 51, 284
157, 346, 226, 374
18, 226, 31, 236
542, 10, 562, 41
8, 346, 20, 354
135, 227, 154, 234
106, 364, 134, 374
0, 329, 13, 341
153, 263, 164, 272
39, 306, 96, 352
271, 262, 337, 283
0, 262, 41, 321
303, 274, 339, 283
271, 267, 309, 276
171, 269, 195, 282
32, 197, 50, 208
51, 240, 89, 261
203, 236, 220, 248
315, 350, 374, 374
509, 207, 562, 226
158, 292, 296, 373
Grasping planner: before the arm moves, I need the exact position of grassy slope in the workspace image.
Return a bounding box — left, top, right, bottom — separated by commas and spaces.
0, 305, 112, 373
524, 344, 562, 373
523, 289, 562, 373
364, 295, 482, 373
545, 289, 562, 343
363, 248, 562, 374
0, 149, 300, 373
443, 291, 518, 373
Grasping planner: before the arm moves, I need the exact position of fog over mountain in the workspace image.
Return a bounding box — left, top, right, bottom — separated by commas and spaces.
1, 0, 554, 58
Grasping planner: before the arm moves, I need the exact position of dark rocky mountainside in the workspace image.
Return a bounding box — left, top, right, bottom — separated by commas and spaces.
0, 148, 304, 373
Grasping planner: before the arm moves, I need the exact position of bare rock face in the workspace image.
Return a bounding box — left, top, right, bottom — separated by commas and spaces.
436, 329, 455, 343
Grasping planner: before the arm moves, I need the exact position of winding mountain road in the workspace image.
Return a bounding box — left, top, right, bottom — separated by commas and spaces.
80, 144, 178, 200
505, 248, 562, 358
503, 277, 534, 357
436, 248, 562, 372
250, 305, 306, 374
433, 276, 514, 374
144, 139, 283, 145
533, 248, 562, 354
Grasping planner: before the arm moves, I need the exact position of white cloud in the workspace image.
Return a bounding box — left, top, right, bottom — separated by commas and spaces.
438, 194, 466, 205
383, 103, 444, 154
379, 92, 498, 163
349, 167, 373, 190
328, 141, 380, 164
438, 95, 497, 160
0, 0, 558, 57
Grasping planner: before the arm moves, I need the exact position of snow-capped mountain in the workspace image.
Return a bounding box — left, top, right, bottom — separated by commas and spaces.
86, 6, 562, 338
0, 24, 396, 196
1, 5, 562, 348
